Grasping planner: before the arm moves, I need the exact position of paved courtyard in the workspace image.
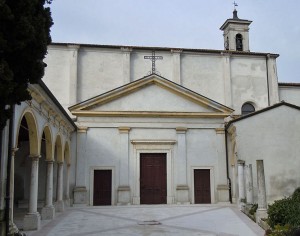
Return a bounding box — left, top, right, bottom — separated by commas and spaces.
24, 205, 264, 236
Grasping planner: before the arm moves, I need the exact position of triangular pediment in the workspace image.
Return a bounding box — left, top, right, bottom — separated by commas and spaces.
69, 74, 233, 118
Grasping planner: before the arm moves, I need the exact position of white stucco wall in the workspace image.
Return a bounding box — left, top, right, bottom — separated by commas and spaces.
43, 44, 279, 116
279, 86, 300, 107
231, 105, 300, 203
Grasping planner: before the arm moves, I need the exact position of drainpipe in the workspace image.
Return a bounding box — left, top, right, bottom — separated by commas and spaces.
5, 105, 14, 236
225, 128, 232, 203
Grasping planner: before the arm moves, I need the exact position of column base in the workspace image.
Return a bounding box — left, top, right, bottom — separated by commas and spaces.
23, 212, 41, 231
9, 221, 20, 236
41, 205, 55, 220
117, 186, 131, 205
55, 200, 65, 212
256, 208, 268, 222
73, 186, 87, 206
176, 185, 190, 204
217, 184, 230, 203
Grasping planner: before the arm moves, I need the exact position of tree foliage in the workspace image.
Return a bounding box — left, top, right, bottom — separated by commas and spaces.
0, 0, 53, 130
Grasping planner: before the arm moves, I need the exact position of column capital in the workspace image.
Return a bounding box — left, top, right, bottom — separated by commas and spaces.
171, 49, 183, 54
121, 47, 132, 53
118, 126, 131, 134
176, 127, 187, 134
29, 155, 41, 161
67, 44, 80, 50
77, 126, 88, 133
237, 160, 245, 165
12, 148, 19, 157
215, 128, 225, 134
46, 160, 54, 164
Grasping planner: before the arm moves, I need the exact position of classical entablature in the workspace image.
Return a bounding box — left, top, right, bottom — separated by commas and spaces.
69, 74, 234, 118
28, 83, 75, 138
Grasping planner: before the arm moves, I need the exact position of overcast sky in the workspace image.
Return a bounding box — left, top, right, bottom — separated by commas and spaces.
49, 0, 300, 83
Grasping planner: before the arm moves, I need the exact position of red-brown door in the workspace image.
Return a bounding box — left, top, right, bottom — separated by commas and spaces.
194, 169, 211, 204
93, 170, 112, 205
140, 153, 167, 204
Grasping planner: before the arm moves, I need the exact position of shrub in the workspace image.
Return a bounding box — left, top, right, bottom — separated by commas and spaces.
292, 188, 300, 202
268, 197, 300, 228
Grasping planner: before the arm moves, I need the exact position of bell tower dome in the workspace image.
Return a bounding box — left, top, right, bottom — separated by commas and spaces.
220, 9, 252, 51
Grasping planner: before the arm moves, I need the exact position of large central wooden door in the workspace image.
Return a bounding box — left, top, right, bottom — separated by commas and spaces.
93, 170, 112, 206
140, 153, 167, 204
194, 169, 211, 204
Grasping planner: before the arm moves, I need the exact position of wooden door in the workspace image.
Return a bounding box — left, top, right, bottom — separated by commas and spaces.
93, 170, 112, 205
140, 153, 167, 204
194, 169, 211, 204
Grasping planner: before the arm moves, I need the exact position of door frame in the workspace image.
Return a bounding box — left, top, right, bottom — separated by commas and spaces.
131, 140, 176, 204
191, 166, 215, 204
90, 166, 115, 206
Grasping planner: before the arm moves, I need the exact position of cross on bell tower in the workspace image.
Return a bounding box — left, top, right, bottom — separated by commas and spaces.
144, 51, 163, 75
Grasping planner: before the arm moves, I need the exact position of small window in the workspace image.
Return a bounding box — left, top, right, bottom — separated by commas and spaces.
236, 34, 243, 51
241, 103, 255, 115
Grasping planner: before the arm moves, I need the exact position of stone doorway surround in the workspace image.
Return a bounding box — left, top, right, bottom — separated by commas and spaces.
89, 166, 115, 206
191, 167, 215, 204
131, 140, 176, 205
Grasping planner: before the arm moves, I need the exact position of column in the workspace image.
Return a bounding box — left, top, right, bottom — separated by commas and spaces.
256, 160, 267, 221
23, 155, 41, 231
65, 164, 71, 206
121, 47, 132, 84
171, 49, 182, 84
9, 148, 19, 234
41, 160, 55, 220
68, 44, 80, 106
222, 52, 232, 108
73, 126, 88, 206
117, 127, 131, 205
176, 127, 189, 204
245, 164, 254, 204
237, 160, 245, 209
56, 162, 64, 212
215, 128, 230, 203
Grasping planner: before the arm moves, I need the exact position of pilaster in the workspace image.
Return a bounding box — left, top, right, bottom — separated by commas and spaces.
175, 127, 189, 204
68, 44, 80, 106
221, 52, 232, 107
215, 128, 230, 203
171, 49, 182, 85
121, 47, 132, 84
117, 127, 131, 205
266, 54, 279, 105
73, 126, 88, 206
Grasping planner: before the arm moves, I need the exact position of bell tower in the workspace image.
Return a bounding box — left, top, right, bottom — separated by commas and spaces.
220, 9, 252, 51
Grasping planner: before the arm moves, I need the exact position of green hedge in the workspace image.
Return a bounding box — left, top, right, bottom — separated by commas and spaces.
267, 188, 300, 232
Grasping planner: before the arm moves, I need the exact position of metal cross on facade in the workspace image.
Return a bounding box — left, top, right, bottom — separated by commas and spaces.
144, 51, 163, 75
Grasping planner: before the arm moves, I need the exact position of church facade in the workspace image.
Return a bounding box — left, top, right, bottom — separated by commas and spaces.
1, 10, 300, 232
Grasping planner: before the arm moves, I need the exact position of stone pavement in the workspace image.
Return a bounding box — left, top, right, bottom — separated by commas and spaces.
24, 205, 264, 236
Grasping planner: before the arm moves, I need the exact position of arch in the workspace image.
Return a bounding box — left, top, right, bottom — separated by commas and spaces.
54, 134, 64, 163
41, 125, 53, 161
64, 141, 71, 165
16, 110, 39, 156
236, 33, 243, 51
241, 102, 255, 115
